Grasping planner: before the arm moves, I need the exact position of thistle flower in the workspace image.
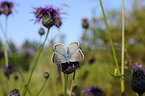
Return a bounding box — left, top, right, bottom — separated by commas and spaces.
38, 27, 45, 36
52, 42, 84, 74
57, 61, 80, 74
3, 64, 16, 79
33, 6, 63, 28
8, 88, 20, 96
82, 18, 89, 29
0, 1, 14, 16
131, 62, 145, 95
81, 86, 104, 96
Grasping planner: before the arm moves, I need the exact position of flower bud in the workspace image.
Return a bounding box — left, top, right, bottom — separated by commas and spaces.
82, 18, 89, 29
43, 72, 49, 79
38, 28, 45, 36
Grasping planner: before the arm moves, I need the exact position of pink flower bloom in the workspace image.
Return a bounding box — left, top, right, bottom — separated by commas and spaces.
0, 1, 14, 16
33, 6, 64, 28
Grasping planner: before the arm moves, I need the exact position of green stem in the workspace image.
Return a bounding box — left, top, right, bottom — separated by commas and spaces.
4, 16, 8, 67
121, 0, 125, 95
17, 66, 32, 96
70, 71, 76, 96
99, 0, 120, 75
23, 28, 50, 96
0, 21, 5, 35
36, 79, 47, 96
64, 74, 68, 96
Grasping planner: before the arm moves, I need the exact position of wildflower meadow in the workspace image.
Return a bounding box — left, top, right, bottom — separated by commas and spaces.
0, 0, 145, 96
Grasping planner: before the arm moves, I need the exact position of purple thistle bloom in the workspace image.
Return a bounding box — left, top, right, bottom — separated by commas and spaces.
81, 86, 104, 96
3, 64, 16, 79
132, 62, 145, 74
33, 6, 63, 28
131, 62, 145, 95
0, 1, 14, 16
57, 61, 80, 74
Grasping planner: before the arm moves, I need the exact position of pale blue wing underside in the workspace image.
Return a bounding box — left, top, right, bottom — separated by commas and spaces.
53, 43, 67, 57
67, 42, 79, 56
70, 49, 84, 62
52, 52, 66, 64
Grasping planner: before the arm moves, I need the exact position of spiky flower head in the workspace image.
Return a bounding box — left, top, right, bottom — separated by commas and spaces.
52, 42, 84, 74
33, 6, 63, 28
0, 1, 14, 16
57, 61, 80, 74
43, 72, 50, 79
81, 86, 104, 96
8, 88, 20, 96
38, 27, 45, 36
82, 18, 89, 29
131, 62, 145, 95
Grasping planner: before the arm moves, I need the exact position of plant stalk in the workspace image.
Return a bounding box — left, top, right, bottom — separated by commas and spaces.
70, 71, 76, 96
58, 28, 61, 43
99, 0, 120, 75
23, 28, 50, 96
36, 79, 48, 96
121, 0, 125, 95
4, 16, 8, 67
64, 74, 68, 96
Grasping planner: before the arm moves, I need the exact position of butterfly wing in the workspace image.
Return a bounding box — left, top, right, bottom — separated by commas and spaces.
67, 42, 79, 56
70, 49, 84, 62
53, 43, 67, 57
52, 52, 66, 64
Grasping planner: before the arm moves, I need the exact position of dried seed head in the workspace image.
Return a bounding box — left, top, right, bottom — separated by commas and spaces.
43, 72, 50, 79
